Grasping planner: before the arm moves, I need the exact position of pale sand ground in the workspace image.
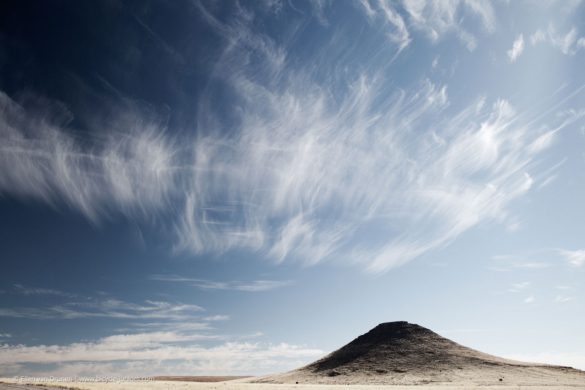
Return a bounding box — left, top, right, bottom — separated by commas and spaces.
2, 379, 585, 390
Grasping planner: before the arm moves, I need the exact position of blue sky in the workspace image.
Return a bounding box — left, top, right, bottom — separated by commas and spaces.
0, 0, 584, 377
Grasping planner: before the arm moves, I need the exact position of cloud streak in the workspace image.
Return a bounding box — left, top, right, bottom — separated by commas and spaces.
0, 91, 178, 223
0, 297, 203, 321
508, 34, 524, 62
494, 248, 585, 269
375, 0, 412, 52
150, 275, 293, 292
12, 284, 77, 298
0, 3, 577, 273
530, 26, 585, 55
402, 0, 495, 50
359, 0, 495, 52
558, 249, 585, 267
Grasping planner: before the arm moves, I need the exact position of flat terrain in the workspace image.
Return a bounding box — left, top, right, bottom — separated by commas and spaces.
2, 380, 585, 390
152, 376, 251, 382
0, 383, 70, 390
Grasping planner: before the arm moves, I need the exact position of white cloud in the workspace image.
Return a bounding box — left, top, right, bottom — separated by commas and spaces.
193, 1, 286, 73
494, 247, 585, 270
504, 352, 585, 371
507, 34, 524, 62
554, 295, 575, 303
0, 297, 203, 320
358, 0, 376, 18
0, 73, 563, 273
0, 331, 323, 376
524, 295, 535, 304
309, 0, 332, 25
463, 0, 496, 31
509, 282, 530, 293
545, 0, 584, 15
530, 26, 585, 55
0, 91, 177, 223
402, 0, 495, 50
150, 275, 293, 292
432, 56, 439, 69
530, 29, 547, 46
491, 253, 552, 270
513, 262, 550, 269
188, 65, 563, 273
558, 249, 585, 267
378, 0, 411, 51
12, 284, 76, 298
554, 28, 578, 54
357, 0, 412, 52
202, 315, 230, 321
0, 3, 572, 274
359, 0, 496, 52
0, 285, 310, 377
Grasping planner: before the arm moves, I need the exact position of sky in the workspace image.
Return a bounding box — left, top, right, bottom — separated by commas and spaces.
0, 0, 584, 378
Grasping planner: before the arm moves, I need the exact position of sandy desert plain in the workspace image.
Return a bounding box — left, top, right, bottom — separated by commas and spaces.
1, 381, 584, 390
2, 375, 585, 390
2, 322, 584, 390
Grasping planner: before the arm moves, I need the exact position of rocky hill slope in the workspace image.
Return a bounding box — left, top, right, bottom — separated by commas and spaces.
254, 321, 585, 386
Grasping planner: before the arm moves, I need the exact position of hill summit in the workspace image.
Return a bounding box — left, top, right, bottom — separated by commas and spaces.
255, 321, 585, 385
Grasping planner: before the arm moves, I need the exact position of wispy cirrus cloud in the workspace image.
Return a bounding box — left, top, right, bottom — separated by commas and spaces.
150, 275, 292, 292
558, 249, 585, 267
494, 248, 585, 269
360, 0, 496, 52
508, 281, 531, 293
508, 34, 525, 62
0, 2, 578, 274
490, 254, 552, 271
401, 0, 495, 50
12, 284, 76, 298
0, 91, 178, 223
530, 26, 585, 55
554, 295, 575, 303
202, 314, 230, 321
0, 297, 203, 321
359, 0, 411, 52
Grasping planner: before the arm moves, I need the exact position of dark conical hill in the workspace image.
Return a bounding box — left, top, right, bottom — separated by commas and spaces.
255, 321, 585, 385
